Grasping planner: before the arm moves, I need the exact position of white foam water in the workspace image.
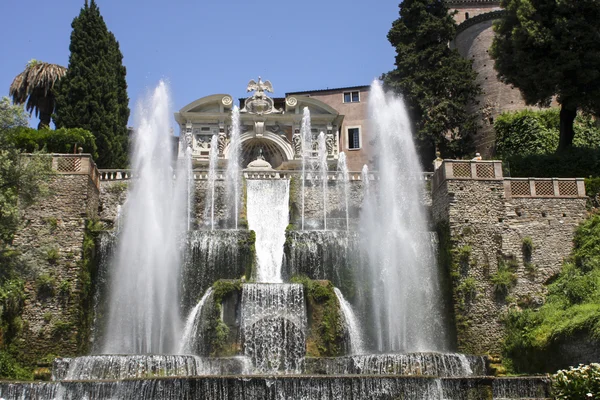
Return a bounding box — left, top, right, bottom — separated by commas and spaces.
246, 179, 289, 283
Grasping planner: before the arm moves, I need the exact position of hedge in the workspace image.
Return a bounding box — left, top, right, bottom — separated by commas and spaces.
6, 127, 98, 160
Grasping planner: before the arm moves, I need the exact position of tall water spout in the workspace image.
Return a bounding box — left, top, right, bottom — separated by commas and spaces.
318, 132, 328, 230
361, 164, 370, 198
204, 135, 219, 230
300, 108, 311, 230
359, 81, 448, 353
338, 152, 350, 231
183, 148, 193, 231
102, 81, 187, 354
226, 106, 242, 228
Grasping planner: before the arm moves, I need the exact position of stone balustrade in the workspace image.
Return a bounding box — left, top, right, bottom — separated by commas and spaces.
432, 160, 503, 190
504, 178, 586, 199
98, 169, 434, 182
433, 159, 586, 199
50, 154, 100, 190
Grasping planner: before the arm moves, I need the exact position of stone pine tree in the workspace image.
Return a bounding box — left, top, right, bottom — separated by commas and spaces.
383, 0, 480, 160
491, 0, 600, 152
54, 0, 129, 168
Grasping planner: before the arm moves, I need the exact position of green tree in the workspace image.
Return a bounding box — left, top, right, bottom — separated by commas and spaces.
54, 0, 130, 168
383, 0, 480, 159
490, 0, 600, 152
0, 97, 28, 132
9, 60, 66, 130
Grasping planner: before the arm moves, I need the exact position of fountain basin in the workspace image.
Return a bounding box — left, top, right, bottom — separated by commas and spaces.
0, 375, 552, 399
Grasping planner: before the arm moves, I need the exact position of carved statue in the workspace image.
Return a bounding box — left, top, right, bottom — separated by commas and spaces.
218, 133, 226, 157
246, 77, 273, 94
240, 77, 283, 115
326, 133, 334, 156
292, 133, 302, 157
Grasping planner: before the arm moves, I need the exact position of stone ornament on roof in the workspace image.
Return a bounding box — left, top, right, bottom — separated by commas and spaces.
241, 77, 283, 115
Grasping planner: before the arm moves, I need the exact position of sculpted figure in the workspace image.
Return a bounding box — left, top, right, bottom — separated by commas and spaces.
292, 133, 302, 157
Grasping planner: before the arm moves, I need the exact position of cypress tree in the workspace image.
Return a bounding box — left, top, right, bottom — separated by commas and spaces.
55, 0, 129, 168
383, 0, 480, 159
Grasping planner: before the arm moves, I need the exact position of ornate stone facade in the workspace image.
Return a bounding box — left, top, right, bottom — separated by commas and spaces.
174, 79, 344, 170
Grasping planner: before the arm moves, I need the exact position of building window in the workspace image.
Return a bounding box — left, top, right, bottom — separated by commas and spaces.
347, 127, 360, 149
343, 91, 360, 103
465, 12, 470, 19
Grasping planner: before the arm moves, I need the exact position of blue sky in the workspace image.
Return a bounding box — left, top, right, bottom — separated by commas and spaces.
0, 0, 401, 129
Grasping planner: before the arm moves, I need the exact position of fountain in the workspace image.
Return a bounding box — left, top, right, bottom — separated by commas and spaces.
0, 80, 553, 400
358, 80, 448, 353
226, 106, 242, 228
204, 135, 219, 230
318, 131, 328, 230
101, 81, 187, 354
337, 152, 350, 231
300, 107, 311, 230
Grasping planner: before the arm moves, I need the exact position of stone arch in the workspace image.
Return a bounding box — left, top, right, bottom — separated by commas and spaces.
224, 131, 294, 169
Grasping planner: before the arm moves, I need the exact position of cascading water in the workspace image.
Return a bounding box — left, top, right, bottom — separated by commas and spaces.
359, 80, 448, 353
246, 179, 289, 283
204, 135, 219, 230
333, 288, 364, 355
102, 81, 188, 354
241, 283, 306, 373
226, 106, 242, 228
179, 288, 213, 354
337, 152, 350, 231
300, 107, 311, 230
318, 132, 328, 230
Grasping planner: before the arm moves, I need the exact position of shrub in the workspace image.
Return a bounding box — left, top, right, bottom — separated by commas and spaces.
46, 247, 60, 264
552, 363, 600, 400
586, 178, 600, 209
491, 256, 518, 296
36, 273, 56, 297
503, 147, 600, 178
6, 126, 98, 160
495, 109, 600, 159
0, 351, 32, 380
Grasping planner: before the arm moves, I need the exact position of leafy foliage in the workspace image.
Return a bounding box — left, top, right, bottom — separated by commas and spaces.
491, 258, 518, 297
504, 147, 600, 179
0, 351, 32, 380
491, 0, 600, 150
0, 94, 53, 376
503, 213, 600, 373
552, 363, 600, 400
291, 275, 345, 357
6, 126, 97, 160
0, 97, 28, 132
586, 178, 600, 209
494, 109, 600, 158
54, 0, 129, 168
383, 0, 480, 160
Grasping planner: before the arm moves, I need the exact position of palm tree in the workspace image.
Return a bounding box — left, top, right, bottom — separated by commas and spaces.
9, 60, 67, 129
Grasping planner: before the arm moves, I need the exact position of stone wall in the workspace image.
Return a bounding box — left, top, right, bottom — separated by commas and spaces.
11, 169, 99, 365
432, 160, 587, 354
